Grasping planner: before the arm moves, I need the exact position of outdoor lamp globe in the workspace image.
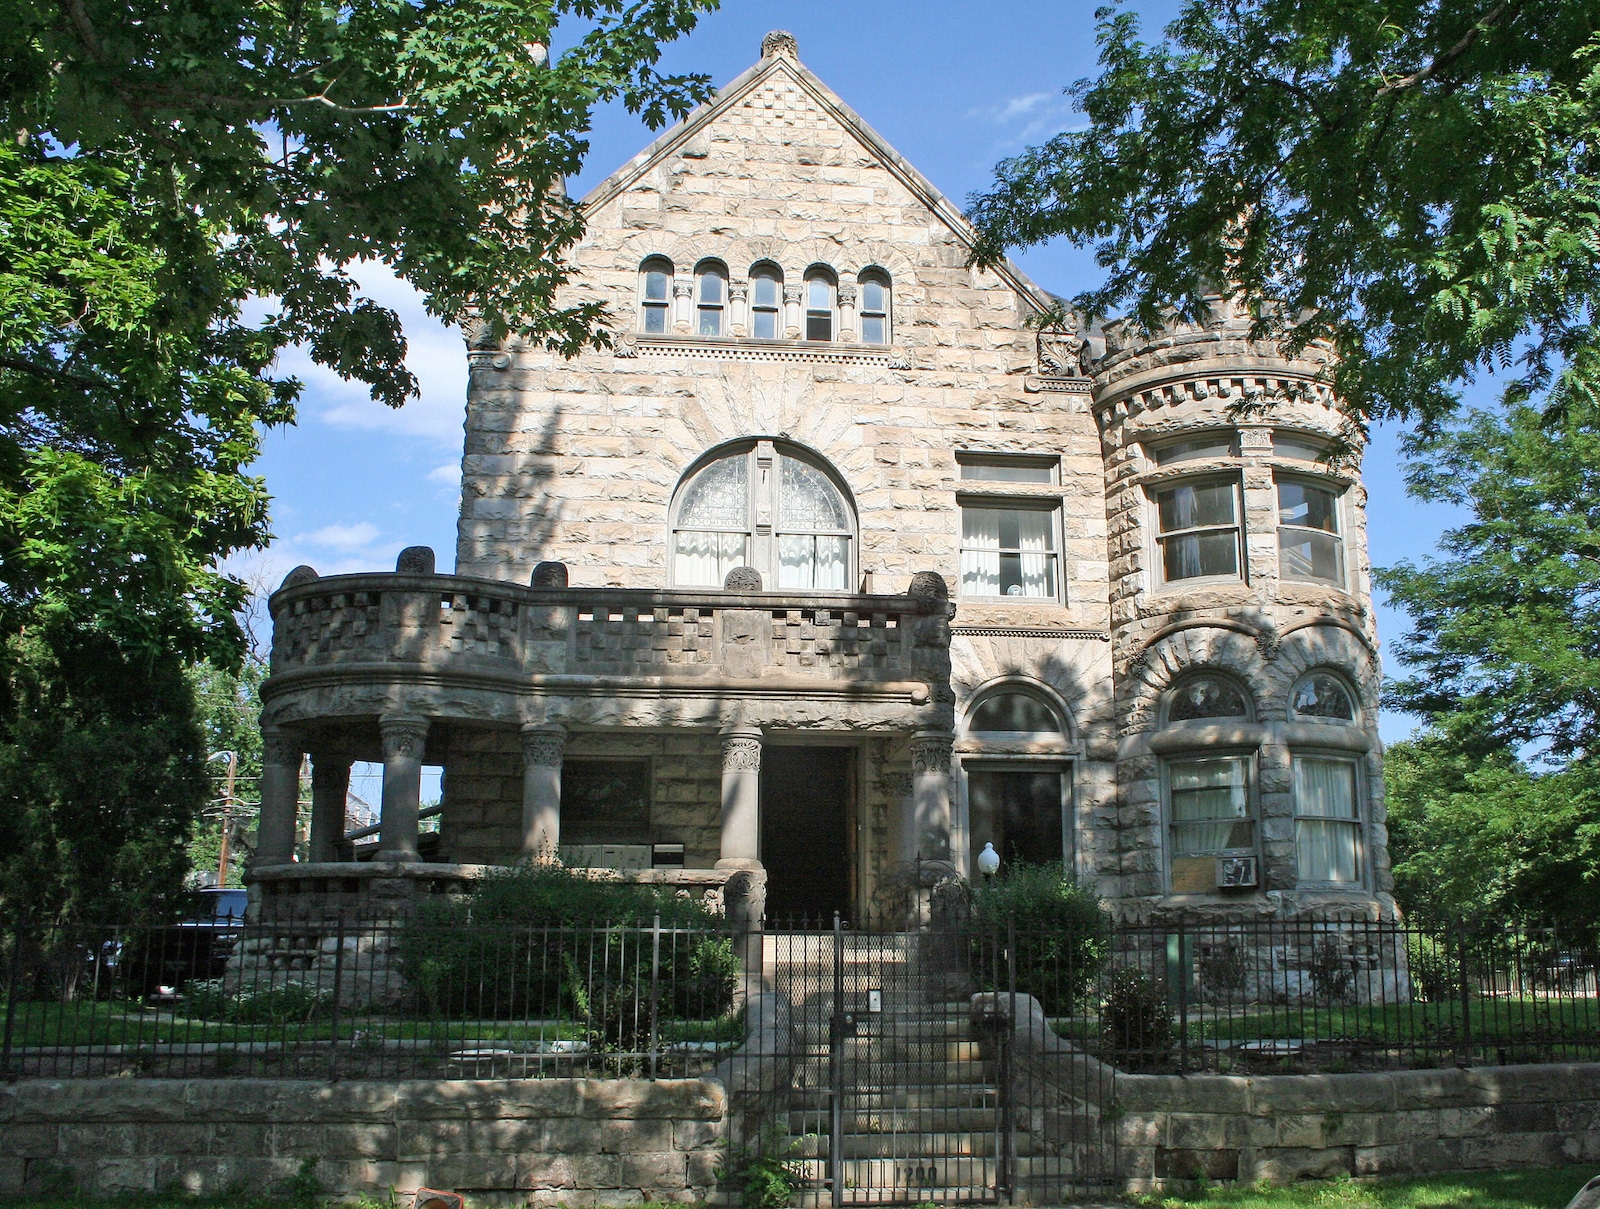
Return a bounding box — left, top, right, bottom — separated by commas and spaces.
978, 842, 1000, 877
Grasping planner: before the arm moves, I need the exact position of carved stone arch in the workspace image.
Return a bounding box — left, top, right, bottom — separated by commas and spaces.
1270, 623, 1381, 721
960, 674, 1079, 744
1122, 624, 1272, 735
614, 232, 702, 275
836, 244, 917, 284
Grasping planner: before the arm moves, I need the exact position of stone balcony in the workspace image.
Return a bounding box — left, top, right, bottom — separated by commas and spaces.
260, 562, 956, 733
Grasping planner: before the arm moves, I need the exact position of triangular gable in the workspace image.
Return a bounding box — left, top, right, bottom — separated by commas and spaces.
579, 43, 1053, 312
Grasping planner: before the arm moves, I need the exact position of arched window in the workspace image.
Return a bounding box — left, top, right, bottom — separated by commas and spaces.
967, 691, 1064, 737
858, 270, 891, 344
695, 260, 726, 337
750, 263, 782, 339
671, 440, 855, 590
1165, 673, 1252, 723
1291, 672, 1358, 722
805, 267, 836, 341
639, 257, 672, 334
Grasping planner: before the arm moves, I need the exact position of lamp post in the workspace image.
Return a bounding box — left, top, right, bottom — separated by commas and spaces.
209, 750, 238, 885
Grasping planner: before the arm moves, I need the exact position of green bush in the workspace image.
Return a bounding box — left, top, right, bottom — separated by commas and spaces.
184, 978, 332, 1025
397, 863, 736, 1025
969, 862, 1111, 1014
1098, 968, 1174, 1070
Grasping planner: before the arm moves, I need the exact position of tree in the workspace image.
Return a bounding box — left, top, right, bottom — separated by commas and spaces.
0, 0, 717, 922
967, 1, 1600, 430
1383, 734, 1600, 929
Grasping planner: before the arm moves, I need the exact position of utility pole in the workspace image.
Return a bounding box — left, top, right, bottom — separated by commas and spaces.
217, 750, 237, 885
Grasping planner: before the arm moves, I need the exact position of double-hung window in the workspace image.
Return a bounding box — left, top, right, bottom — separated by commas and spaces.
1277, 478, 1344, 584
858, 271, 890, 344
751, 265, 781, 339
957, 455, 1061, 600
1293, 756, 1361, 883
805, 271, 835, 341
639, 258, 672, 334
696, 261, 726, 336
1154, 479, 1242, 583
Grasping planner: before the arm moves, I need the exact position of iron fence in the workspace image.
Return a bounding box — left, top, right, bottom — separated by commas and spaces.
3, 912, 1597, 1083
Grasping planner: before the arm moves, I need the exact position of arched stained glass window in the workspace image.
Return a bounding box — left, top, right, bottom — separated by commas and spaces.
968, 692, 1063, 736
1291, 672, 1357, 721
1166, 674, 1251, 722
671, 441, 855, 590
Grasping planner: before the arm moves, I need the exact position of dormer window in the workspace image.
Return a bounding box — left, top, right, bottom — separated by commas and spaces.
805, 269, 835, 341
640, 257, 672, 334
751, 264, 782, 339
695, 261, 727, 337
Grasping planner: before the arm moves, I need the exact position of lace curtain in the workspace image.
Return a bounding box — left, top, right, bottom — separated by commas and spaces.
673, 531, 746, 587
1294, 757, 1360, 881
960, 507, 1054, 597
1171, 758, 1251, 854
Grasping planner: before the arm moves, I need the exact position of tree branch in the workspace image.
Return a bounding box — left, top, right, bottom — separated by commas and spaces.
1375, 2, 1513, 97
0, 355, 105, 393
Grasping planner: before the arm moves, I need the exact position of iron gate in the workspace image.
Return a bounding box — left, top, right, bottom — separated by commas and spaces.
756, 917, 1118, 1206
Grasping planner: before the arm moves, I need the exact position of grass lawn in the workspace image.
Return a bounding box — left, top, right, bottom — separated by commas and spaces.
1, 1168, 1594, 1209
1134, 1166, 1596, 1209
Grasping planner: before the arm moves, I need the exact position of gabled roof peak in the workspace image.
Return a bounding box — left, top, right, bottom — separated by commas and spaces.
761, 30, 799, 60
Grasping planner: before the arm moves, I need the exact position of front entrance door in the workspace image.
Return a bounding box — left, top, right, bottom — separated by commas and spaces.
761, 745, 853, 925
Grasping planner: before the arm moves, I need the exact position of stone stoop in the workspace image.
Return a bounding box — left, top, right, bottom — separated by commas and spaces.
762, 933, 1014, 1205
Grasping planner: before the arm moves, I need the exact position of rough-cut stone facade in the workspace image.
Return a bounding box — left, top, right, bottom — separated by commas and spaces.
256, 33, 1390, 932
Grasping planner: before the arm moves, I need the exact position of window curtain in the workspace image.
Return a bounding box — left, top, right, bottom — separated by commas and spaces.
777, 535, 847, 590
961, 508, 1001, 595
1016, 509, 1053, 597
1294, 758, 1359, 881
1171, 759, 1250, 854
673, 531, 746, 587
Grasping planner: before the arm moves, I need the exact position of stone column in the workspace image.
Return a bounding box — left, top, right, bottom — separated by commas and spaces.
717, 725, 763, 868
672, 277, 693, 334
307, 749, 352, 863
908, 730, 954, 863
729, 280, 749, 337
837, 283, 858, 343
256, 728, 303, 866
378, 714, 429, 862
520, 723, 566, 860
782, 285, 803, 339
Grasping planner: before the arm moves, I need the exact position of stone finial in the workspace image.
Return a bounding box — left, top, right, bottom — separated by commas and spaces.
396, 546, 436, 575
761, 30, 798, 59
279, 565, 319, 592
907, 571, 949, 600
724, 566, 763, 592
531, 560, 569, 587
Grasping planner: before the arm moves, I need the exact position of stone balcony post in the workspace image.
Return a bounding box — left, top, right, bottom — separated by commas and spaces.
378, 714, 429, 861
256, 729, 303, 866
908, 729, 955, 863
672, 277, 693, 334
307, 749, 352, 863
729, 279, 749, 337
520, 723, 566, 860
717, 724, 763, 869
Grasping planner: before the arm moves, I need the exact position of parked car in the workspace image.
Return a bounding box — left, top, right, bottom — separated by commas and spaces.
121, 887, 249, 997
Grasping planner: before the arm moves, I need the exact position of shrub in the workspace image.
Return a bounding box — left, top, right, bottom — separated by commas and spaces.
1198, 939, 1250, 1002
184, 978, 333, 1025
969, 862, 1111, 1014
397, 863, 736, 1025
1098, 968, 1173, 1070
1406, 933, 1461, 1003
1307, 937, 1355, 1002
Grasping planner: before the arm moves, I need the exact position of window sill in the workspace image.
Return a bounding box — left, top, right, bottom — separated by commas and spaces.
617, 332, 911, 368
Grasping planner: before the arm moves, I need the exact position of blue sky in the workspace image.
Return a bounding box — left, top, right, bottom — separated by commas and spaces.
239, 2, 1469, 746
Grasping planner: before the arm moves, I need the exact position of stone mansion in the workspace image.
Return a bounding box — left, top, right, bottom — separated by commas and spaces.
254, 32, 1392, 928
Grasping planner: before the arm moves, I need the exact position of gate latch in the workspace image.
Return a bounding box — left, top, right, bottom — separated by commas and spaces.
830, 1012, 857, 1042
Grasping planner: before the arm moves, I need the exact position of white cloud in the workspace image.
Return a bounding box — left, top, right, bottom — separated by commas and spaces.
969, 88, 1082, 147
427, 461, 461, 485
294, 521, 383, 551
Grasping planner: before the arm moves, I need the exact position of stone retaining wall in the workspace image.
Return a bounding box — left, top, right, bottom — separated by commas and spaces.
0, 1078, 726, 1207
1117, 1062, 1600, 1191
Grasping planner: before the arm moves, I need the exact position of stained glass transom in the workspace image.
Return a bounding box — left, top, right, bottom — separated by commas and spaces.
780, 456, 850, 531
1167, 675, 1251, 722
1292, 673, 1357, 721
969, 692, 1062, 735
678, 456, 747, 529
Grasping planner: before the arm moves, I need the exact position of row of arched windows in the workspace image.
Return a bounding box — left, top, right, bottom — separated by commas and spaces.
639, 258, 891, 344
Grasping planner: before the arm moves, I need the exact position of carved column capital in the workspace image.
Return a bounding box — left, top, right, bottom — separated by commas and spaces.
721, 727, 763, 773
672, 278, 694, 298
379, 714, 429, 760
782, 285, 803, 305
729, 280, 749, 302
261, 728, 303, 768
521, 723, 567, 768
909, 732, 953, 776
838, 284, 858, 306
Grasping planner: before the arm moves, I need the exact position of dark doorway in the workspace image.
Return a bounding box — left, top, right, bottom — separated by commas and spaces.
761, 745, 853, 925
